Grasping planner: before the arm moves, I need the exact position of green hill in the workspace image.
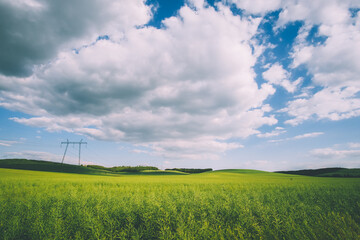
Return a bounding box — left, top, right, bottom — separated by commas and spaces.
0, 159, 186, 176
0, 159, 110, 175
277, 167, 360, 178
214, 169, 268, 174
124, 170, 189, 175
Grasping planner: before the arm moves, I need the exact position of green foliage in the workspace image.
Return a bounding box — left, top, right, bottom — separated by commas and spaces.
277, 167, 360, 178
165, 168, 213, 173
85, 164, 109, 170
109, 166, 159, 172
87, 164, 159, 172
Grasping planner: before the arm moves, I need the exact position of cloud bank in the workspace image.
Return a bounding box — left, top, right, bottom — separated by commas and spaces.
0, 0, 359, 161
0, 1, 276, 159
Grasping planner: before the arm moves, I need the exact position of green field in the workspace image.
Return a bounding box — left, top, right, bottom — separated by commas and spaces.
0, 167, 359, 239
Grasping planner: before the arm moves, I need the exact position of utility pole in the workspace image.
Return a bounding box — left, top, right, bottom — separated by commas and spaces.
61, 139, 69, 164
61, 139, 87, 165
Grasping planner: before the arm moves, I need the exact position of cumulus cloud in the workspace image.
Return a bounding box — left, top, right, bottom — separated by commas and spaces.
0, 0, 151, 77
283, 2, 360, 125
229, 0, 360, 126
310, 143, 360, 166
228, 0, 282, 15
0, 2, 277, 160
283, 87, 360, 125
230, 0, 359, 23
1, 0, 359, 162
230, 0, 360, 125
257, 127, 286, 138
310, 148, 360, 160
262, 63, 302, 93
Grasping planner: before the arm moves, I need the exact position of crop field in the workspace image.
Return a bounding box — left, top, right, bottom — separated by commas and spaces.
0, 168, 359, 240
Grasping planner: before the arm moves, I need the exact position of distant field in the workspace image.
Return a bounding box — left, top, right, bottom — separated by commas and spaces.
0, 168, 359, 239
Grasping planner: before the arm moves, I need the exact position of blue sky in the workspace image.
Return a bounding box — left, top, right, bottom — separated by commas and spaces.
0, 0, 359, 171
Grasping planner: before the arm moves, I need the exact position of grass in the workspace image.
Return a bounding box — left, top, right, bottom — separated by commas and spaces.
0, 167, 359, 239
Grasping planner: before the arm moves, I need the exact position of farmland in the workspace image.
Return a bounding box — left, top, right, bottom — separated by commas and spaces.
0, 167, 359, 239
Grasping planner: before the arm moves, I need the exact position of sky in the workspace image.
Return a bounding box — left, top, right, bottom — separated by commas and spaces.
0, 0, 360, 171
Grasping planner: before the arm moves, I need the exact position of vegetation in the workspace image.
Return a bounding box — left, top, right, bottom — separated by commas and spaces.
0, 159, 108, 175
0, 167, 359, 239
0, 159, 163, 175
87, 164, 158, 173
277, 167, 360, 178
165, 168, 213, 173
109, 166, 158, 173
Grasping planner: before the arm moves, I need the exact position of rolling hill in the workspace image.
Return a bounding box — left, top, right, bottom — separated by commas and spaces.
0, 159, 111, 175
0, 159, 186, 175
277, 167, 360, 177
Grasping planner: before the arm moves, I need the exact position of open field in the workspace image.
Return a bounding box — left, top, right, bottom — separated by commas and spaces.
0, 167, 359, 239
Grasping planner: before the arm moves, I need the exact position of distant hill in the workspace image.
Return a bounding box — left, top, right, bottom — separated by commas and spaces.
277, 167, 360, 178
214, 169, 268, 174
165, 168, 212, 173
0, 159, 110, 175
0, 159, 185, 175
87, 164, 159, 173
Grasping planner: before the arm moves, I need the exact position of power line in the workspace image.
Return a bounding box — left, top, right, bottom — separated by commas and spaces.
61, 139, 87, 165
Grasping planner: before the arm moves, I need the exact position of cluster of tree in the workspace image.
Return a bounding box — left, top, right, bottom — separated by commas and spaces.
165, 168, 213, 173
86, 165, 158, 172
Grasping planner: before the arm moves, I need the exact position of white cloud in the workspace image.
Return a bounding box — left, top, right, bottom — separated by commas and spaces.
229, 0, 360, 20
228, 0, 360, 126
0, 3, 277, 160
283, 87, 360, 126
349, 142, 360, 149
0, 140, 19, 147
293, 132, 324, 140
0, 0, 152, 77
269, 131, 323, 143
229, 0, 282, 15
262, 63, 301, 93
309, 143, 360, 169
276, 0, 353, 27
257, 127, 286, 138
310, 148, 360, 160
2, 0, 359, 163
282, 2, 360, 125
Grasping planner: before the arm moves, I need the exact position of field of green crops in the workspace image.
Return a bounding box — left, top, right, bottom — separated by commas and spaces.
0, 168, 359, 240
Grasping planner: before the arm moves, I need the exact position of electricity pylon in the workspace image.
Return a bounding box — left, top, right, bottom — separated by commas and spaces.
61, 139, 87, 165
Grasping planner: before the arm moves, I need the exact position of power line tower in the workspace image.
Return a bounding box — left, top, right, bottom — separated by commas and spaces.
61, 139, 87, 165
